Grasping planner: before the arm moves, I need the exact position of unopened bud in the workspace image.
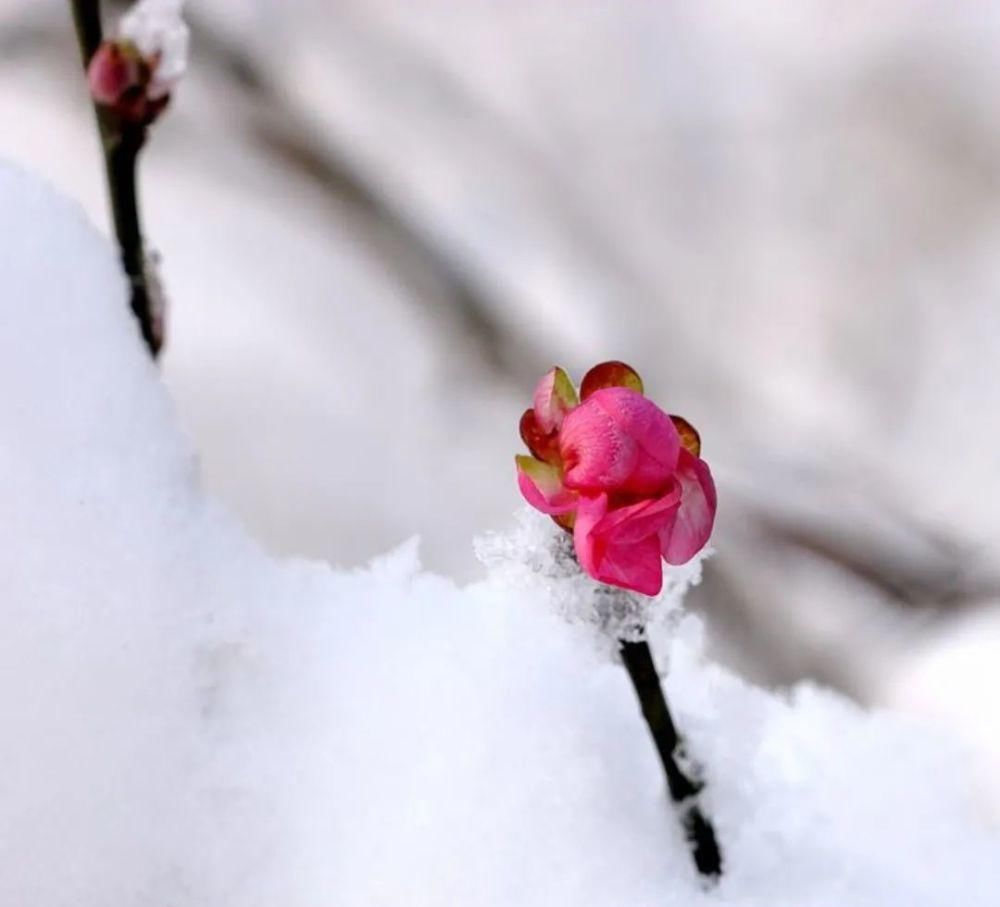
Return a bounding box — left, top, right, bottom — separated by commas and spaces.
87, 40, 169, 126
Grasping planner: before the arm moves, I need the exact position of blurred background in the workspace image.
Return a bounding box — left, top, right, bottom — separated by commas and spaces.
3, 0, 1000, 810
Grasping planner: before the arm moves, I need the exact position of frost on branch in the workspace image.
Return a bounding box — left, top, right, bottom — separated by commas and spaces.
476, 509, 710, 645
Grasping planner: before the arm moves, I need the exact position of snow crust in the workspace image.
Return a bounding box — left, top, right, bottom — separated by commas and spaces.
0, 159, 998, 905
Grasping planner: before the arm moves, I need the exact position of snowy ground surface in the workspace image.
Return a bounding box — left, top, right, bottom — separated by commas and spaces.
2, 161, 998, 906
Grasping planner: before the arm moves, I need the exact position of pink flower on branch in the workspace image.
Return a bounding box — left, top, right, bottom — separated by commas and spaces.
516, 362, 717, 596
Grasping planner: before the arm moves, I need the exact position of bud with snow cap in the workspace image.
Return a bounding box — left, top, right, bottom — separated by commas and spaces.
87, 0, 188, 128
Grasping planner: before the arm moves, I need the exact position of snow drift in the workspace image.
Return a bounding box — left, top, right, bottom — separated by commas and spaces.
0, 160, 997, 906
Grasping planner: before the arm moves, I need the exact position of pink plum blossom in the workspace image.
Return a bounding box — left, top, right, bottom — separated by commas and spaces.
516, 361, 717, 596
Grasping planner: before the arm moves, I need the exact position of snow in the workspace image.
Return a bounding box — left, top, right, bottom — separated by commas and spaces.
1, 159, 999, 905
477, 511, 711, 645
884, 606, 1000, 819
118, 0, 189, 97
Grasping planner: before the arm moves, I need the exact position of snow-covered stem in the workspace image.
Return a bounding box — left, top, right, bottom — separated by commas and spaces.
619, 638, 722, 879
69, 0, 160, 357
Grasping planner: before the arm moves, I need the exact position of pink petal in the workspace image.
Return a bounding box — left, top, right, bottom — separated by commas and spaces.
580, 360, 644, 400
87, 43, 134, 105
516, 455, 577, 515
559, 387, 680, 495
592, 485, 681, 544
573, 491, 680, 596
660, 449, 717, 564
532, 367, 578, 433
572, 493, 609, 580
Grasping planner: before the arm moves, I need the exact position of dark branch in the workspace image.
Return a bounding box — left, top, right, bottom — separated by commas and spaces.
69, 0, 161, 357
69, 0, 102, 62
619, 639, 722, 879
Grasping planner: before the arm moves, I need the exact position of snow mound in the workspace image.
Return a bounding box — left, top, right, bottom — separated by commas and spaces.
0, 160, 997, 906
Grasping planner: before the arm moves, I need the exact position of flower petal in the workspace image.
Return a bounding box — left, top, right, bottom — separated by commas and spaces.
533, 367, 578, 433
572, 493, 609, 580
559, 387, 680, 495
670, 414, 701, 457
516, 455, 576, 515
660, 449, 717, 564
599, 534, 663, 595
87, 42, 140, 105
573, 492, 679, 596
592, 485, 681, 545
580, 361, 644, 400
519, 408, 560, 465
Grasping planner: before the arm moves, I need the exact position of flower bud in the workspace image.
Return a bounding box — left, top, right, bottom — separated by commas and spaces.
515, 362, 717, 596
87, 40, 169, 126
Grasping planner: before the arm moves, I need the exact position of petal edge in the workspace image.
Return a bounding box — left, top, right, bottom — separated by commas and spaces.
580, 361, 644, 400
533, 367, 578, 433
516, 455, 577, 515
660, 449, 716, 564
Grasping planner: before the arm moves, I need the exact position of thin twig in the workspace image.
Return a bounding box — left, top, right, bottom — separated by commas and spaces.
69, 0, 102, 61
69, 0, 161, 357
619, 638, 722, 879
